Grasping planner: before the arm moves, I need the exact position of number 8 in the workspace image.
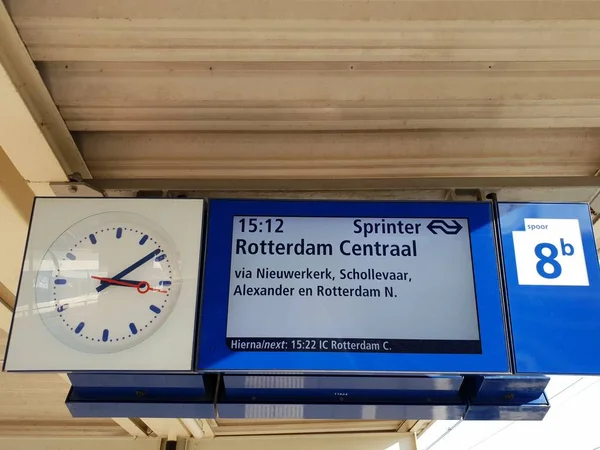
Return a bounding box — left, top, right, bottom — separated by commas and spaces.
535, 242, 562, 279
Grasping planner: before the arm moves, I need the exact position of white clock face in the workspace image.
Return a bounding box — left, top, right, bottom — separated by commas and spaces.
34, 211, 183, 354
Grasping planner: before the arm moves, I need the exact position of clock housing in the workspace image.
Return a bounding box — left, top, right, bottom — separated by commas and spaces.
4, 198, 204, 372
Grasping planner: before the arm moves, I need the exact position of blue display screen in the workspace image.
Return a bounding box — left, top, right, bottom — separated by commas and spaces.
198, 199, 510, 374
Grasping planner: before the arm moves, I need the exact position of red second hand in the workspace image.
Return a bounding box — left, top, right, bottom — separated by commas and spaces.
91, 276, 167, 294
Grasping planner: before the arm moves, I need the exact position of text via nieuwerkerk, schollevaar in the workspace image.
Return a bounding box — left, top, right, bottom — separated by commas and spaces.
226, 216, 480, 354
234, 218, 419, 296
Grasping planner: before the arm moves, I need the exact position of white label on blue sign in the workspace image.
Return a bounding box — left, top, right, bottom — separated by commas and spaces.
512, 218, 589, 286
225, 216, 481, 353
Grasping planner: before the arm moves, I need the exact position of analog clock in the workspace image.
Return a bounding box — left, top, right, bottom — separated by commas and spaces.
34, 211, 182, 354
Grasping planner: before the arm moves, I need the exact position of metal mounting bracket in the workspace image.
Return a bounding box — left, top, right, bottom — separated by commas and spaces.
448, 188, 485, 201
50, 174, 105, 197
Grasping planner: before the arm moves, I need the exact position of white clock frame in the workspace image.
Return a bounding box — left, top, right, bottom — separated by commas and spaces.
4, 198, 204, 372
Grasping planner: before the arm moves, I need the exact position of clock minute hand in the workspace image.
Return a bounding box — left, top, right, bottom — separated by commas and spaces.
96, 248, 161, 293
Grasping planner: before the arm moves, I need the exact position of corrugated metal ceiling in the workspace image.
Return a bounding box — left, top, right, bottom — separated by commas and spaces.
3, 0, 600, 182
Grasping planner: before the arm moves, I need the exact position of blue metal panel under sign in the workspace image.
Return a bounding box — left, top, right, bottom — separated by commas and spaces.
217, 402, 466, 420
68, 373, 207, 390
66, 389, 215, 419
66, 386, 215, 418
66, 374, 216, 418
465, 392, 550, 421
465, 375, 549, 403
222, 375, 464, 402
499, 203, 600, 375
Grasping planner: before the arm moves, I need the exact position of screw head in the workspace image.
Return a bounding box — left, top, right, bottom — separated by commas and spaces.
68, 185, 78, 194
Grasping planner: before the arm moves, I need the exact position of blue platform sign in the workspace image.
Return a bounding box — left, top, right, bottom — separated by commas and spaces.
199, 199, 510, 374
499, 203, 600, 375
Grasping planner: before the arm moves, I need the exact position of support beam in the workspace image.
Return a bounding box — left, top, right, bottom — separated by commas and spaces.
197, 420, 216, 439
181, 419, 215, 439
77, 129, 600, 180
0, 437, 162, 450
409, 420, 432, 436
0, 1, 90, 187
397, 420, 418, 433
142, 419, 191, 440
91, 176, 600, 193
0, 147, 33, 305
0, 295, 12, 332
0, 434, 418, 450
187, 433, 417, 450
205, 420, 406, 437
112, 419, 152, 438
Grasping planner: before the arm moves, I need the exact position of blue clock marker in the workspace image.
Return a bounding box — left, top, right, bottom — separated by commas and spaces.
89, 234, 97, 244
159, 280, 172, 286
139, 235, 149, 245
66, 253, 76, 260
102, 329, 109, 342
75, 322, 85, 333
116, 227, 123, 239
129, 323, 138, 335
155, 254, 166, 262
54, 278, 67, 285
150, 305, 161, 314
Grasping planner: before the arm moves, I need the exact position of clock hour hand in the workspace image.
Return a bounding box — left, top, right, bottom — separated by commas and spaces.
91, 276, 167, 294
96, 248, 161, 293
109, 278, 144, 285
